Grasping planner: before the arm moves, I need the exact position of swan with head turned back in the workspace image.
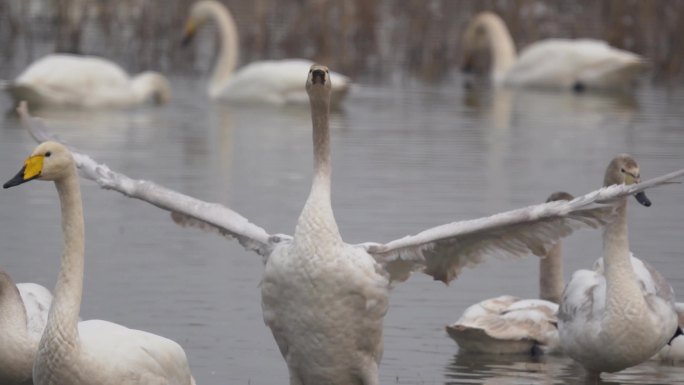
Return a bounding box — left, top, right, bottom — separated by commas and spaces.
3, 141, 195, 385
446, 191, 574, 356
16, 68, 684, 384
181, 0, 351, 107
462, 12, 646, 91
2, 54, 171, 109
0, 269, 52, 385
558, 154, 679, 379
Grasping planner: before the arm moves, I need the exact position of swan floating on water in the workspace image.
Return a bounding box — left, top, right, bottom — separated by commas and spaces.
0, 270, 52, 385
3, 140, 195, 385
558, 154, 679, 379
17, 66, 684, 384
462, 12, 647, 91
2, 54, 171, 109
182, 0, 351, 107
446, 191, 574, 356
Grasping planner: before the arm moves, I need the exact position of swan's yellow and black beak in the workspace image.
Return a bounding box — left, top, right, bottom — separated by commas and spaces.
312, 69, 327, 85
625, 172, 652, 207
181, 19, 197, 46
3, 155, 43, 189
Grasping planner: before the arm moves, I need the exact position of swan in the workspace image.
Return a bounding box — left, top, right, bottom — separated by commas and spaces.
654, 303, 684, 363
558, 154, 679, 379
0, 270, 52, 385
17, 67, 684, 384
462, 12, 647, 91
181, 0, 351, 106
2, 54, 171, 109
446, 191, 574, 356
3, 141, 195, 385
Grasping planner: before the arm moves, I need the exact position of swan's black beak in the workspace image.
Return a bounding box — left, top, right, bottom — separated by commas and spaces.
312, 69, 326, 85
635, 191, 651, 207
3, 166, 35, 189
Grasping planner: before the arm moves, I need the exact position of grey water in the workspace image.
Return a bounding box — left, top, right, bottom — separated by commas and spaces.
1, 78, 684, 385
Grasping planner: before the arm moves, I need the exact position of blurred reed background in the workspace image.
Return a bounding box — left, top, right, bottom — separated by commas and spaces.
0, 0, 683, 84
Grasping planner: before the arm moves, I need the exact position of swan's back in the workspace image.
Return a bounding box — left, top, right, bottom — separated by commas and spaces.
16, 282, 52, 339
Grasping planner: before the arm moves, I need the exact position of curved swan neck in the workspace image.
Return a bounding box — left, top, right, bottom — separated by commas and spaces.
44, 167, 84, 345
477, 13, 517, 80
539, 242, 564, 304
201, 1, 239, 97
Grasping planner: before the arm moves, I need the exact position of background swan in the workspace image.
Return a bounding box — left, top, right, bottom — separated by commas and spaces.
462, 12, 646, 91
2, 54, 171, 109
446, 191, 574, 355
0, 270, 52, 385
19, 65, 684, 384
3, 141, 195, 385
182, 0, 351, 107
558, 154, 679, 379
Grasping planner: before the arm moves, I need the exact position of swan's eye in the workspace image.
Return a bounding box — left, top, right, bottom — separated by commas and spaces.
45, 151, 52, 157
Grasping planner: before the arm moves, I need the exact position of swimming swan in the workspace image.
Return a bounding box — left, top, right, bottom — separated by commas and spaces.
3, 141, 195, 385
462, 12, 646, 91
18, 68, 684, 384
0, 270, 52, 385
446, 191, 574, 355
2, 54, 171, 109
558, 155, 679, 379
181, 0, 351, 106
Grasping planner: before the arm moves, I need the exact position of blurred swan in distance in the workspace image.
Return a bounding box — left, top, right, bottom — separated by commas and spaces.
0, 270, 52, 385
446, 191, 574, 356
2, 54, 171, 109
182, 0, 351, 107
17, 65, 684, 384
558, 154, 679, 379
462, 12, 647, 91
3, 139, 195, 385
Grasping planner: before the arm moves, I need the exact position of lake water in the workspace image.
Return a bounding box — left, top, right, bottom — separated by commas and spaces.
1, 78, 684, 385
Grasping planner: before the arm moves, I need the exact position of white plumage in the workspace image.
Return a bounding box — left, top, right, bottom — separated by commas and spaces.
3, 54, 171, 108
654, 303, 684, 363
462, 12, 646, 91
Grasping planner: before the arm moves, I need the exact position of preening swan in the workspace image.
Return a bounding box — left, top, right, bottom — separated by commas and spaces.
2, 54, 171, 108
182, 0, 351, 106
446, 191, 574, 355
558, 154, 679, 379
462, 12, 646, 91
18, 64, 684, 384
0, 270, 52, 385
3, 141, 195, 385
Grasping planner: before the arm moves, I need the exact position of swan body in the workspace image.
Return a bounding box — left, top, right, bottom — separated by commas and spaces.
182, 0, 351, 106
463, 12, 646, 91
17, 71, 684, 384
4, 54, 171, 108
654, 303, 684, 363
558, 155, 679, 377
446, 192, 572, 355
3, 141, 194, 385
0, 271, 52, 385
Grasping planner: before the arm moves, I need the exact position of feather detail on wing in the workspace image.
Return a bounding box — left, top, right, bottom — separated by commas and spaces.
18, 102, 282, 258
360, 173, 684, 284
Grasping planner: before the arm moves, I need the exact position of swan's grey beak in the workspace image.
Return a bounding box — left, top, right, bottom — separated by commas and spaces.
3, 166, 35, 189
312, 69, 326, 85
635, 191, 651, 207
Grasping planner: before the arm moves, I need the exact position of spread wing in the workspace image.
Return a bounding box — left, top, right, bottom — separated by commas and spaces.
18, 102, 287, 258
358, 174, 684, 284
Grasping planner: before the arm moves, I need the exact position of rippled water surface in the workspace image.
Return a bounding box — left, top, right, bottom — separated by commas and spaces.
1, 79, 684, 384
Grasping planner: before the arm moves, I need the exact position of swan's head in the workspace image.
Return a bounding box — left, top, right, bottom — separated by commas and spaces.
546, 191, 574, 203
461, 12, 514, 76
604, 154, 651, 207
3, 141, 74, 188
182, 0, 218, 46
306, 64, 332, 100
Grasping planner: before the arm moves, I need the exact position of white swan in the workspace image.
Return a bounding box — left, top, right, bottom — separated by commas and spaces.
3, 141, 195, 385
2, 54, 171, 109
182, 0, 351, 106
446, 191, 574, 356
462, 12, 647, 91
17, 69, 684, 384
0, 270, 52, 385
654, 303, 684, 363
558, 154, 679, 379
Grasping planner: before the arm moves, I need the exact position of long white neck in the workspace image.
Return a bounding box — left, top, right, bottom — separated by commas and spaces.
42, 167, 84, 352
295, 92, 341, 244
539, 242, 564, 304
479, 15, 517, 81
203, 2, 239, 97
602, 200, 645, 315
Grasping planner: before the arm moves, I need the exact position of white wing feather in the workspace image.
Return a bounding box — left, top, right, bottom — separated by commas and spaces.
16, 282, 52, 339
